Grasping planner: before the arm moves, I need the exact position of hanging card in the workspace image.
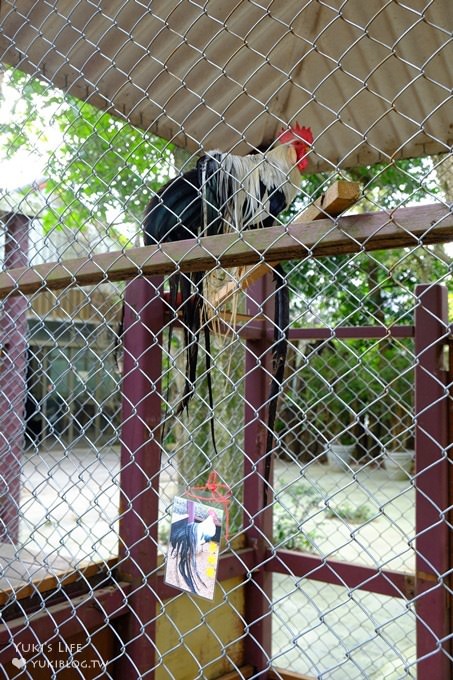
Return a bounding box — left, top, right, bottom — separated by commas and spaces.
165, 496, 223, 599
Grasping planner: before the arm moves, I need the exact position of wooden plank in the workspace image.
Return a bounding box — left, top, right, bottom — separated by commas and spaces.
211, 263, 273, 309
156, 576, 246, 680
288, 325, 415, 340
0, 203, 451, 299
219, 666, 255, 679
0, 583, 130, 646
116, 278, 163, 678
414, 285, 450, 677
269, 669, 316, 680
218, 310, 264, 324
0, 549, 118, 605
301, 179, 361, 222
211, 180, 361, 307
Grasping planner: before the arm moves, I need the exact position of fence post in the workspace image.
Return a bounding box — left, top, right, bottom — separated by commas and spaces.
414, 283, 450, 678
244, 274, 274, 677
0, 213, 29, 543
115, 276, 164, 677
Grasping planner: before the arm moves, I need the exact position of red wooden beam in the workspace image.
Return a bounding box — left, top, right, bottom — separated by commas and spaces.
0, 204, 451, 299
243, 275, 275, 678
0, 584, 130, 662
414, 284, 450, 679
165, 312, 415, 342
287, 325, 414, 340
265, 550, 414, 599
0, 213, 29, 542
148, 545, 418, 602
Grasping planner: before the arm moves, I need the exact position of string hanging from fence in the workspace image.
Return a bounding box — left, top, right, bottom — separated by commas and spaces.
184, 470, 233, 541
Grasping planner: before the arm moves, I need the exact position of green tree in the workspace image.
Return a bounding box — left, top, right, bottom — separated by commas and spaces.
1, 67, 176, 244
284, 156, 449, 328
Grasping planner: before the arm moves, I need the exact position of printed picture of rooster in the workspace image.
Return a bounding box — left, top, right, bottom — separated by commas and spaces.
165, 497, 223, 598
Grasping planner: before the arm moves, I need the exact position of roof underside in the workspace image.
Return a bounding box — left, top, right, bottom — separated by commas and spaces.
0, 0, 451, 170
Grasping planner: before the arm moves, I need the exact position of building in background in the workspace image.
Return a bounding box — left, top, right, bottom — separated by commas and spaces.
0, 182, 123, 450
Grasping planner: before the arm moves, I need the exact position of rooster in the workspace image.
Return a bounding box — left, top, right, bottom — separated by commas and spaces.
195, 508, 218, 552
144, 124, 313, 498
169, 503, 219, 594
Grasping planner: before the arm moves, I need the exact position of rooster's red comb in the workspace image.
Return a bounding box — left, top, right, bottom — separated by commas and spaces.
278, 123, 313, 145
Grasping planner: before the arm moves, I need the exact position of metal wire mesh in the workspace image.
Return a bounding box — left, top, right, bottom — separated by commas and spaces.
0, 1, 452, 678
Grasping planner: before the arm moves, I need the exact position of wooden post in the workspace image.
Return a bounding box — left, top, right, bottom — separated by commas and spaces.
243, 274, 275, 677
414, 284, 450, 678
0, 213, 29, 543
115, 276, 164, 678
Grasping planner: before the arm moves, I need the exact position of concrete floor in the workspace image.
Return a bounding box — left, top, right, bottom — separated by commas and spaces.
12, 446, 416, 679
18, 443, 178, 565
274, 459, 415, 572
271, 459, 416, 679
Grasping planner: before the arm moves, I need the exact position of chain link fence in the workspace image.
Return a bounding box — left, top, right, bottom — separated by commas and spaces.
0, 1, 452, 678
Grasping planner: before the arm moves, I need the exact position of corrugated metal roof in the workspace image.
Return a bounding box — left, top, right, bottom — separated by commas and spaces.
0, 0, 451, 170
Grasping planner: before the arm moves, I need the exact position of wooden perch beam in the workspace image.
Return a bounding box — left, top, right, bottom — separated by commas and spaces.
211, 180, 361, 307
0, 203, 451, 299
301, 179, 361, 222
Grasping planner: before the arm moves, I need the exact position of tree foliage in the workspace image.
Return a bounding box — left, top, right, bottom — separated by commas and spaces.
1, 68, 176, 244
284, 155, 449, 328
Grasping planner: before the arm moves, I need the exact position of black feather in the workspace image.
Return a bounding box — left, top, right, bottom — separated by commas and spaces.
169, 518, 205, 593
259, 182, 287, 226
198, 155, 225, 236
264, 263, 289, 504
144, 169, 201, 244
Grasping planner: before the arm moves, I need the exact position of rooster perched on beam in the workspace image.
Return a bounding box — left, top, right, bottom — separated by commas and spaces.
144, 124, 313, 497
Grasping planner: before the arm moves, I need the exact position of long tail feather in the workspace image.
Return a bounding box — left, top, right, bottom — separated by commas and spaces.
176, 273, 203, 415
202, 306, 219, 458
160, 274, 180, 442
171, 521, 203, 593
264, 264, 289, 505
113, 301, 125, 369
175, 273, 219, 456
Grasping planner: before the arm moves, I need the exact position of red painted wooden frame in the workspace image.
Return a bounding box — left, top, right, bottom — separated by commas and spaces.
0, 214, 29, 542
